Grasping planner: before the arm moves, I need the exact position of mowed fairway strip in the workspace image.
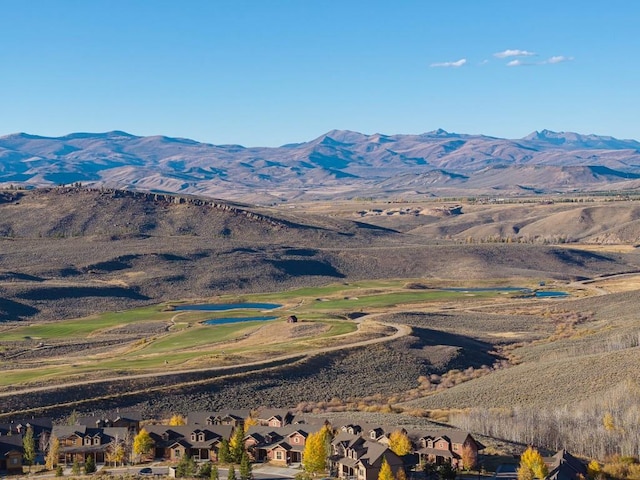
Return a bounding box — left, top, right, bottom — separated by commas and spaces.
1, 278, 566, 390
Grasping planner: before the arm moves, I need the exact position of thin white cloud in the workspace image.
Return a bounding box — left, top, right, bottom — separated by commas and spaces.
546, 55, 574, 64
430, 58, 467, 68
494, 49, 537, 58
506, 59, 526, 67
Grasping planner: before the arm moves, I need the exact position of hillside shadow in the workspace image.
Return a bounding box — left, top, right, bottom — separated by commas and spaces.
268, 259, 345, 278
16, 286, 150, 301
0, 298, 39, 322
402, 326, 500, 370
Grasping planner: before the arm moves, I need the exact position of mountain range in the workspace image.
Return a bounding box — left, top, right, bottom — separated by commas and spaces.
2, 129, 640, 201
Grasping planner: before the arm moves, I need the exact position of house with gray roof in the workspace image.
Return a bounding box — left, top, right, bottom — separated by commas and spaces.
52, 425, 129, 465
544, 449, 587, 480
330, 431, 405, 480
0, 435, 23, 474
244, 424, 321, 465
143, 424, 234, 462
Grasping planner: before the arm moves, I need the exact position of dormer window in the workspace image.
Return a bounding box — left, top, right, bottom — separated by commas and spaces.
93, 437, 100, 445
198, 433, 205, 442
370, 431, 376, 439
84, 437, 91, 445
206, 417, 214, 426
293, 436, 300, 444
191, 434, 197, 441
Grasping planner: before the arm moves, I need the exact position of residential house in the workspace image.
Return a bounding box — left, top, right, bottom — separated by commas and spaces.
144, 425, 233, 462
77, 411, 142, 435
0, 417, 53, 459
411, 429, 485, 469
52, 425, 129, 464
256, 409, 295, 428
187, 411, 250, 428
244, 425, 313, 465
330, 431, 405, 480
544, 449, 587, 480
0, 435, 23, 474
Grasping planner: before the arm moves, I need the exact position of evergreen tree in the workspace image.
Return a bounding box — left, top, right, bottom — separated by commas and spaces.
437, 461, 457, 480
240, 452, 252, 480
84, 455, 96, 474
55, 465, 64, 477
23, 426, 36, 472
198, 462, 212, 478
71, 459, 81, 475
219, 439, 232, 463
228, 464, 237, 480
176, 454, 197, 478
211, 464, 220, 480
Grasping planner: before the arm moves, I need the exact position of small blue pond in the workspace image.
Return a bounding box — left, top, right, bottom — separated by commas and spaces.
203, 316, 278, 325
535, 291, 569, 298
174, 302, 282, 311
442, 287, 568, 298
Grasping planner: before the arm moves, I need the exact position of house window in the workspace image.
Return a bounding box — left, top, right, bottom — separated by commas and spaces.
84, 438, 91, 445
191, 434, 197, 441
371, 432, 376, 439
175, 450, 181, 458
93, 437, 100, 445
276, 451, 283, 460
199, 434, 205, 442
452, 444, 459, 451
11, 458, 19, 465
293, 436, 299, 444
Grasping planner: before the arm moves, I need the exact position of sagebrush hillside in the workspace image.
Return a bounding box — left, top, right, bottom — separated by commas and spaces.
1, 188, 638, 323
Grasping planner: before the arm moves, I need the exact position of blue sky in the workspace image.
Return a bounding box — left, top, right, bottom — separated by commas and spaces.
1, 1, 638, 146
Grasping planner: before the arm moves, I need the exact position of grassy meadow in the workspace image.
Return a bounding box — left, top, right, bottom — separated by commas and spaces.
1, 278, 557, 389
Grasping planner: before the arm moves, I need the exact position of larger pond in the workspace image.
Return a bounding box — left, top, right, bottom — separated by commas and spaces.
174, 302, 283, 326
203, 316, 278, 325
174, 302, 282, 311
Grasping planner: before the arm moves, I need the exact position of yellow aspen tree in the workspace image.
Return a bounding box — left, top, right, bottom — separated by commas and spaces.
388, 430, 412, 456
461, 444, 477, 470
520, 447, 548, 479
304, 430, 327, 475
45, 436, 60, 470
378, 458, 394, 480
169, 414, 186, 426
396, 467, 407, 480
587, 460, 602, 480
133, 429, 154, 461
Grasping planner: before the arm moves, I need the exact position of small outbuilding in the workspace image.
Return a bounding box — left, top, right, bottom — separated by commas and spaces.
287, 315, 298, 323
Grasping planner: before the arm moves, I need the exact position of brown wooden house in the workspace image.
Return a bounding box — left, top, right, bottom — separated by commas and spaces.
0, 436, 23, 474
411, 429, 485, 469
52, 425, 129, 465
144, 425, 234, 462
244, 425, 314, 465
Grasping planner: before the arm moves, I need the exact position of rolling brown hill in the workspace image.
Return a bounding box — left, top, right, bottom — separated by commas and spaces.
1, 188, 639, 324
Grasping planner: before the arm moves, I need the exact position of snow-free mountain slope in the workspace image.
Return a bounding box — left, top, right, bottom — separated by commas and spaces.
2, 129, 640, 200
